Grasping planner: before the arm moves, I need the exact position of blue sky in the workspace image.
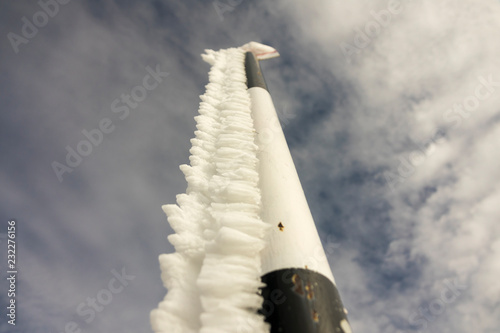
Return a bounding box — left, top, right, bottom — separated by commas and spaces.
1, 1, 500, 332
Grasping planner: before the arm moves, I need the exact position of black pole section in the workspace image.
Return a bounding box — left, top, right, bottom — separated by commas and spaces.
245, 52, 268, 90
259, 268, 350, 333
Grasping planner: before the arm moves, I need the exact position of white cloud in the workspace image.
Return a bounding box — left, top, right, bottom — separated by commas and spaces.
270, 0, 500, 332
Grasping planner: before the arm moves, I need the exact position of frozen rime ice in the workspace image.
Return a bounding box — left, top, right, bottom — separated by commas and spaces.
151, 47, 270, 333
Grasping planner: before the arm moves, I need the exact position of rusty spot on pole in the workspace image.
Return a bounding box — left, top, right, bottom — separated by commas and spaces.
278, 222, 284, 231
305, 281, 314, 300
312, 309, 319, 322
291, 273, 304, 295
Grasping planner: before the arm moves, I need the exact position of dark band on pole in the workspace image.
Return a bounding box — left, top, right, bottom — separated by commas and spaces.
260, 268, 350, 333
245, 51, 268, 90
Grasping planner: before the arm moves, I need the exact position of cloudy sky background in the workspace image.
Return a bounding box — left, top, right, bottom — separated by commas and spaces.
1, 0, 500, 332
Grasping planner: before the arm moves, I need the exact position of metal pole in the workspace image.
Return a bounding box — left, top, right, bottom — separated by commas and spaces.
245, 51, 352, 333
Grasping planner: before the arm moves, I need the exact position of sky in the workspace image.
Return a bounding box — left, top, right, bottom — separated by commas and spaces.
1, 0, 500, 332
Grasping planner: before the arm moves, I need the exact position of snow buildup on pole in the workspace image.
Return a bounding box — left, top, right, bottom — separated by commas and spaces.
151, 46, 271, 333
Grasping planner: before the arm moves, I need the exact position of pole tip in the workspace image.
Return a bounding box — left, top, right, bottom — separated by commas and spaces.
241, 41, 280, 60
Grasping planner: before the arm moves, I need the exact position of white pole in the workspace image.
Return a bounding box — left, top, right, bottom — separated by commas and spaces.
245, 50, 352, 333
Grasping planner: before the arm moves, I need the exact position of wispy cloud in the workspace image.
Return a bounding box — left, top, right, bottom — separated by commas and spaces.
269, 0, 500, 332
